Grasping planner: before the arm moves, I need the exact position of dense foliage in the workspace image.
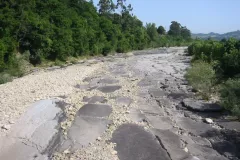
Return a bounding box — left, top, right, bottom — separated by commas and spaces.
188, 38, 240, 117
0, 0, 191, 83
188, 38, 240, 77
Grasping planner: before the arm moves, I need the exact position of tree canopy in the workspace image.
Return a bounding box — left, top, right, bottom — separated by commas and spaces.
157, 26, 166, 35
168, 21, 191, 39
0, 0, 192, 82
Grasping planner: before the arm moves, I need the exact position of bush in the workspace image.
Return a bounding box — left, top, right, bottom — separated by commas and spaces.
220, 79, 240, 118
54, 59, 65, 67
186, 60, 216, 99
102, 43, 113, 56
0, 73, 13, 84
188, 39, 240, 78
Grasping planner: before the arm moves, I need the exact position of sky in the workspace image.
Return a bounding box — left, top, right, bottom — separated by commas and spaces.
93, 0, 240, 34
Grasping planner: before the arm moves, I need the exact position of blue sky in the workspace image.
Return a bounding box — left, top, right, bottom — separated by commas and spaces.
93, 0, 240, 34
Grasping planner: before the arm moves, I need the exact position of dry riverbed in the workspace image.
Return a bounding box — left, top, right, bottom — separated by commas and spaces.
0, 61, 103, 137
0, 47, 239, 160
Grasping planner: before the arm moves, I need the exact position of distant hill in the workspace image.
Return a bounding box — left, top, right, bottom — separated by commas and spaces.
192, 30, 240, 40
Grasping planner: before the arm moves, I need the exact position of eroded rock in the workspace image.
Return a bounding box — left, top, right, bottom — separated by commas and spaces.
77, 104, 112, 118
112, 124, 171, 160
97, 85, 122, 93
82, 96, 107, 104
182, 98, 223, 112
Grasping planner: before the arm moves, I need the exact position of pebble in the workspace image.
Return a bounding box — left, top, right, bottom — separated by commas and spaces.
111, 150, 117, 155
63, 149, 70, 154
184, 147, 188, 152
204, 118, 213, 124
97, 137, 102, 141
8, 121, 15, 124
1, 124, 11, 130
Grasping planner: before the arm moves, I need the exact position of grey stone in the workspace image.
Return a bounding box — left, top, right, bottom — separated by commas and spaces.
128, 108, 146, 123
187, 143, 223, 160
191, 136, 212, 147
30, 120, 59, 152
99, 78, 119, 84
180, 135, 212, 148
77, 104, 112, 118
47, 66, 61, 71
65, 116, 110, 149
82, 96, 107, 104
75, 84, 89, 90
115, 96, 132, 107
138, 104, 165, 116
168, 92, 189, 100
184, 156, 200, 160
146, 115, 173, 130
83, 77, 92, 82
138, 89, 151, 98
211, 140, 238, 158
152, 129, 189, 160
97, 85, 121, 93
111, 69, 127, 75
0, 99, 64, 160
182, 98, 223, 112
204, 118, 213, 124
1, 124, 10, 130
156, 98, 172, 108
177, 117, 214, 136
0, 139, 48, 160
217, 121, 240, 131
8, 99, 62, 141
137, 79, 155, 87
149, 89, 165, 98
111, 124, 171, 160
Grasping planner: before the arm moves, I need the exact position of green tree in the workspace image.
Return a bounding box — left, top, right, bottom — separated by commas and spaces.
181, 26, 191, 39
146, 23, 158, 41
168, 21, 181, 36
98, 0, 115, 15
157, 26, 166, 35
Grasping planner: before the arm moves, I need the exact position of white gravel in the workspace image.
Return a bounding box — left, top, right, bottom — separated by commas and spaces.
0, 63, 102, 137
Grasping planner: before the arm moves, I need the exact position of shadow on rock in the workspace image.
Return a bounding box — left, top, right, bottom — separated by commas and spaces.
200, 128, 240, 159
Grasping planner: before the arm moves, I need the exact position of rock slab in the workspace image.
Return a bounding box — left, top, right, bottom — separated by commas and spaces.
0, 99, 64, 160
182, 98, 223, 112
59, 103, 112, 151
112, 124, 171, 160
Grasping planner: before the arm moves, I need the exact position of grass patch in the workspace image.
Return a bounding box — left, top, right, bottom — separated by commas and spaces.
186, 60, 216, 100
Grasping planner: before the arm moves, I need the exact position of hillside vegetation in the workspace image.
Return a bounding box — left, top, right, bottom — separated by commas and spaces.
0, 0, 191, 84
187, 38, 240, 118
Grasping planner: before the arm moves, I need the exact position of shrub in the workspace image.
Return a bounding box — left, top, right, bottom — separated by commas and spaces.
220, 79, 240, 118
186, 60, 216, 99
102, 43, 113, 56
54, 59, 65, 67
0, 73, 13, 84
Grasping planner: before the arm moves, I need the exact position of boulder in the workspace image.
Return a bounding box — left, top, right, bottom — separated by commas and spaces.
182, 98, 223, 112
